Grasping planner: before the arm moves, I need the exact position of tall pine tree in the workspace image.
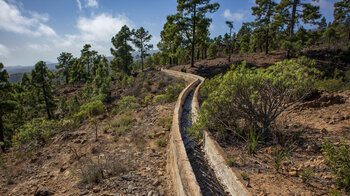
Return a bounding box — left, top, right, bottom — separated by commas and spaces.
133, 27, 153, 72
177, 0, 219, 67
31, 61, 56, 119
225, 21, 234, 61
0, 63, 16, 151
274, 0, 321, 57
56, 52, 73, 84
334, 0, 350, 43
252, 0, 277, 54
111, 25, 134, 74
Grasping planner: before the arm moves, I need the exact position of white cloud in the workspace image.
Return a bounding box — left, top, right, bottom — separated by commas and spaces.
77, 13, 132, 42
0, 0, 56, 37
76, 0, 82, 11
12, 13, 134, 66
0, 43, 10, 57
77, 0, 98, 10
223, 9, 244, 22
86, 0, 98, 8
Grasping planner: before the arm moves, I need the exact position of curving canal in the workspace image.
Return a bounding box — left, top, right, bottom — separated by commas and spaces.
180, 88, 227, 196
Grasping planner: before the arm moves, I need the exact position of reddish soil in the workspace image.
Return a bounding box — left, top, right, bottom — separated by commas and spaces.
0, 103, 175, 196
0, 71, 181, 196
220, 90, 350, 195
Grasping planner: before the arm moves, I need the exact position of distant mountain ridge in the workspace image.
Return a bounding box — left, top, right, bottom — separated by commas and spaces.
6, 50, 159, 83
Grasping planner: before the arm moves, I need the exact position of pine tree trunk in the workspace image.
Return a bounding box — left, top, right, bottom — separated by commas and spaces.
65, 72, 69, 84
141, 51, 144, 72
265, 27, 269, 55
42, 84, 52, 119
288, 0, 298, 58
0, 114, 5, 152
228, 28, 232, 62
141, 42, 144, 72
124, 39, 128, 74
191, 4, 197, 67
265, 1, 271, 55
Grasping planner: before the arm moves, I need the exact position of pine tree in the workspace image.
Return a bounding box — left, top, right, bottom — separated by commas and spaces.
81, 44, 98, 79
177, 0, 220, 67
69, 58, 86, 83
226, 21, 234, 61
207, 42, 218, 58
158, 14, 184, 65
111, 25, 134, 74
214, 35, 223, 56
0, 63, 17, 151
319, 17, 327, 32
249, 27, 266, 52
237, 23, 252, 53
92, 56, 111, 102
31, 61, 56, 119
274, 0, 321, 57
334, 0, 350, 43
252, 0, 277, 54
323, 23, 338, 45
56, 52, 73, 84
145, 56, 153, 68
133, 27, 153, 72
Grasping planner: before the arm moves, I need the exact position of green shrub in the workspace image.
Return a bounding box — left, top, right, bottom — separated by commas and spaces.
199, 74, 222, 100
193, 58, 319, 139
164, 82, 184, 102
121, 75, 134, 88
81, 100, 105, 116
152, 94, 166, 104
247, 127, 260, 155
226, 156, 236, 167
117, 96, 140, 111
67, 95, 80, 117
272, 147, 286, 172
12, 118, 57, 145
111, 115, 136, 136
207, 42, 218, 58
301, 167, 313, 183
143, 95, 152, 106
158, 117, 172, 131
316, 78, 350, 91
322, 140, 350, 191
112, 116, 135, 127
156, 138, 167, 147
73, 100, 104, 122
241, 172, 249, 180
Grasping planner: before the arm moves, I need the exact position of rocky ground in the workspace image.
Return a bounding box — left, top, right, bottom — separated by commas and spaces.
0, 70, 181, 196
0, 103, 174, 196
220, 90, 350, 195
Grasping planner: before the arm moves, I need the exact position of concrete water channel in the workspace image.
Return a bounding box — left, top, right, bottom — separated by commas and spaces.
180, 88, 227, 196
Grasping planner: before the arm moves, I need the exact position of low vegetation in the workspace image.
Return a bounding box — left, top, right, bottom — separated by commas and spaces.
322, 140, 350, 191
79, 156, 126, 185
111, 115, 136, 136
156, 138, 167, 147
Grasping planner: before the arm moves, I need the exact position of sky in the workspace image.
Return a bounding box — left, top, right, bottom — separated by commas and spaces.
0, 0, 338, 67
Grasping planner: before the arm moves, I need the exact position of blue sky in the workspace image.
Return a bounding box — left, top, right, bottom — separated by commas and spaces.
0, 0, 337, 66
